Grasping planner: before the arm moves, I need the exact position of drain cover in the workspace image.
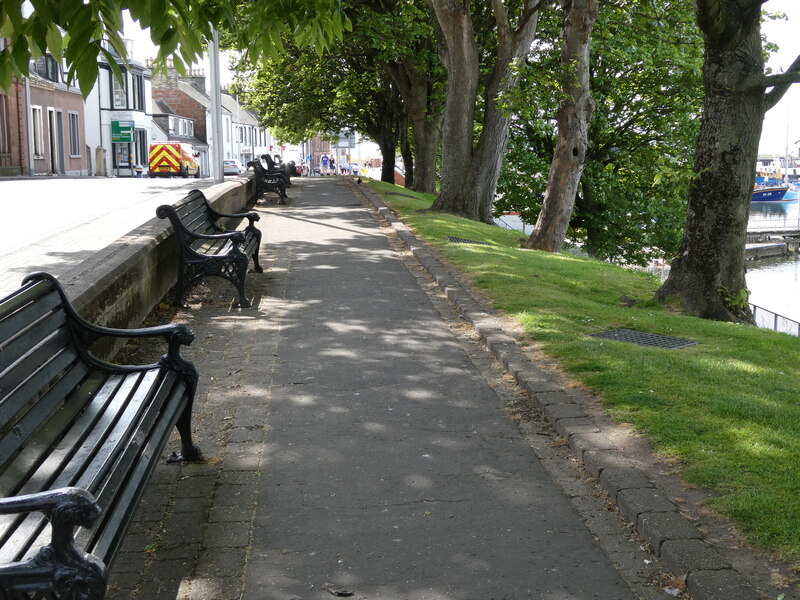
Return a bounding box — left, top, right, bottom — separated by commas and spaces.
447, 236, 490, 245
588, 328, 697, 349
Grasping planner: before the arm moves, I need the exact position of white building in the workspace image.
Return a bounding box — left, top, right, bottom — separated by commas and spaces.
84, 40, 155, 177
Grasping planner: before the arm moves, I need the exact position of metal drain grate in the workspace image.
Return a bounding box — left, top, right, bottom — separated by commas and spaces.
447, 236, 490, 245
588, 328, 697, 349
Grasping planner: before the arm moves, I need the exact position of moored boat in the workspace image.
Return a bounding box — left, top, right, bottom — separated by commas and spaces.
752, 186, 790, 202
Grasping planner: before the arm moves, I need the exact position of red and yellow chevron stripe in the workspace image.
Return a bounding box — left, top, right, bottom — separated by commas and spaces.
149, 144, 181, 172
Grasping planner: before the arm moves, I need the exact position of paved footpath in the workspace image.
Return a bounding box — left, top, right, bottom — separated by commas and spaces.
107, 176, 646, 600
242, 179, 639, 600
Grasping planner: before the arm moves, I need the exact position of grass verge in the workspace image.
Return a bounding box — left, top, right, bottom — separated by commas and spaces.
366, 178, 800, 567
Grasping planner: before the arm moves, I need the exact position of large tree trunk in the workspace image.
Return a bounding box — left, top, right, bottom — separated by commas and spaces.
398, 114, 415, 188
527, 0, 598, 250
429, 0, 480, 216
430, 0, 541, 221
657, 1, 766, 321
378, 140, 397, 183
471, 8, 540, 223
385, 57, 444, 194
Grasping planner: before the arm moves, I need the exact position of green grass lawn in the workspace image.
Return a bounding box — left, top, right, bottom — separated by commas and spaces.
365, 179, 800, 566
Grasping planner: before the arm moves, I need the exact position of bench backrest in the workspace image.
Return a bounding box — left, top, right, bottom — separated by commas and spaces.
0, 277, 88, 487
170, 190, 220, 238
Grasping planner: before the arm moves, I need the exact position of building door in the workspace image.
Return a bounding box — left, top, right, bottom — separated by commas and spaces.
47, 109, 65, 174
56, 111, 65, 174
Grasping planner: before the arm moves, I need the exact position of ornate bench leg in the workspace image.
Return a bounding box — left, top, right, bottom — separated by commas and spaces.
250, 229, 264, 274
169, 406, 204, 463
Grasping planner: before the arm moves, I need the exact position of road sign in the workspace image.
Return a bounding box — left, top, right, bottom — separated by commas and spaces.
111, 121, 135, 143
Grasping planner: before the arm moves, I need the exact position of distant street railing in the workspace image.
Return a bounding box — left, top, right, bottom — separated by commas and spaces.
750, 303, 800, 337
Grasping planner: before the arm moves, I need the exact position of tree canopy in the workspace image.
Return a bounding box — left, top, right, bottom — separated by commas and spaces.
496, 1, 703, 264
0, 0, 350, 96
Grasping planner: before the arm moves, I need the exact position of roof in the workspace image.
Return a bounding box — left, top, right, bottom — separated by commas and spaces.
220, 94, 260, 126
152, 99, 175, 116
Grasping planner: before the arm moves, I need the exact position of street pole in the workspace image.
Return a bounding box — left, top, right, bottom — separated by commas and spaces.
209, 29, 224, 183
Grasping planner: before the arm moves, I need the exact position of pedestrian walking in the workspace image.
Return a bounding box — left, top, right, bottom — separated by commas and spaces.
329, 156, 336, 176
321, 154, 329, 175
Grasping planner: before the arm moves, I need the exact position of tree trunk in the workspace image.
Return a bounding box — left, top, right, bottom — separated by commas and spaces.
527, 0, 598, 250
657, 1, 766, 321
430, 0, 540, 221
385, 58, 444, 194
398, 112, 415, 188
379, 143, 397, 183
429, 0, 480, 216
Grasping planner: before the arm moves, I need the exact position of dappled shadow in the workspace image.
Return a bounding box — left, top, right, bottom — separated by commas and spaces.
102, 176, 637, 599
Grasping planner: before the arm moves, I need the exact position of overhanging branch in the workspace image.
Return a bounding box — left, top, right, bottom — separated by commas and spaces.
764, 53, 800, 111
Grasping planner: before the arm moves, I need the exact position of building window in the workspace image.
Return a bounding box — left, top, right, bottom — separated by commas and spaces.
68, 112, 80, 156
112, 71, 127, 109
31, 105, 44, 157
224, 116, 230, 142
45, 56, 60, 83
131, 73, 145, 110
0, 93, 9, 158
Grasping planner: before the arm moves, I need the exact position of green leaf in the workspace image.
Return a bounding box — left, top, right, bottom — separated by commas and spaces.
46, 22, 63, 59
0, 51, 13, 90
77, 51, 99, 98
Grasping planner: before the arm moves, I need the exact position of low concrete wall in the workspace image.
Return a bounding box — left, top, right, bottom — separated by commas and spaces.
63, 175, 255, 356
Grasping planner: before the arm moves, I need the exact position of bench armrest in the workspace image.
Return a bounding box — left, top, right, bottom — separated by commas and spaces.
0, 487, 100, 529
207, 207, 260, 228
0, 487, 106, 587
21, 273, 197, 374
183, 230, 247, 245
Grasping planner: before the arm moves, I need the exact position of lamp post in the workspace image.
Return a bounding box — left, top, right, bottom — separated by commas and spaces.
208, 29, 224, 183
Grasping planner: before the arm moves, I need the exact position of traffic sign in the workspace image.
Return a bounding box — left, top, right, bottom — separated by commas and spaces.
111, 121, 135, 143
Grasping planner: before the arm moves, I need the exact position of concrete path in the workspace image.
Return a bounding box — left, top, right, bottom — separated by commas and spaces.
238, 177, 636, 599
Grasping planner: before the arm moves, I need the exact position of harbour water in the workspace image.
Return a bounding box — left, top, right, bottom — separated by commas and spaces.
747, 254, 800, 322
748, 197, 800, 231
747, 200, 800, 322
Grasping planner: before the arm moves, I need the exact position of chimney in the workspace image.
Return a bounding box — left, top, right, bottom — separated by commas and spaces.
186, 68, 207, 94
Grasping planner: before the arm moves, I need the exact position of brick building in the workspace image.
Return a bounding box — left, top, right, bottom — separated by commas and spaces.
0, 76, 28, 177
0, 42, 87, 177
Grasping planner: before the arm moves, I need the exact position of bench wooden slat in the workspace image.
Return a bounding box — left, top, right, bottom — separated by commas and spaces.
2, 370, 166, 564
0, 308, 68, 376
0, 351, 87, 469
0, 373, 114, 498
84, 372, 187, 564
0, 327, 77, 425
0, 286, 63, 357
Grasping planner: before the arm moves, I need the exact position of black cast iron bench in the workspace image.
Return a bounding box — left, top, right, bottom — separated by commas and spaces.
247, 159, 287, 203
0, 272, 202, 600
157, 189, 263, 308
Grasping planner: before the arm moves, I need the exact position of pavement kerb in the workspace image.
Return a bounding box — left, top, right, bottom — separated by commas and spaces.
346, 178, 760, 600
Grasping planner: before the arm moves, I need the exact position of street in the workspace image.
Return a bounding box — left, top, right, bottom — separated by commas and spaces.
0, 176, 216, 297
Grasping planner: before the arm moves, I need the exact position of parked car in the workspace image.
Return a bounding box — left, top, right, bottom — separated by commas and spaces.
223, 159, 245, 175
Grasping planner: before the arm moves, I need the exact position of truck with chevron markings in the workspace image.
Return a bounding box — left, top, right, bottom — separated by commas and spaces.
148, 142, 200, 178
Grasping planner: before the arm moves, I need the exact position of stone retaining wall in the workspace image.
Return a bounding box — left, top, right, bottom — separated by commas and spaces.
64, 176, 255, 357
